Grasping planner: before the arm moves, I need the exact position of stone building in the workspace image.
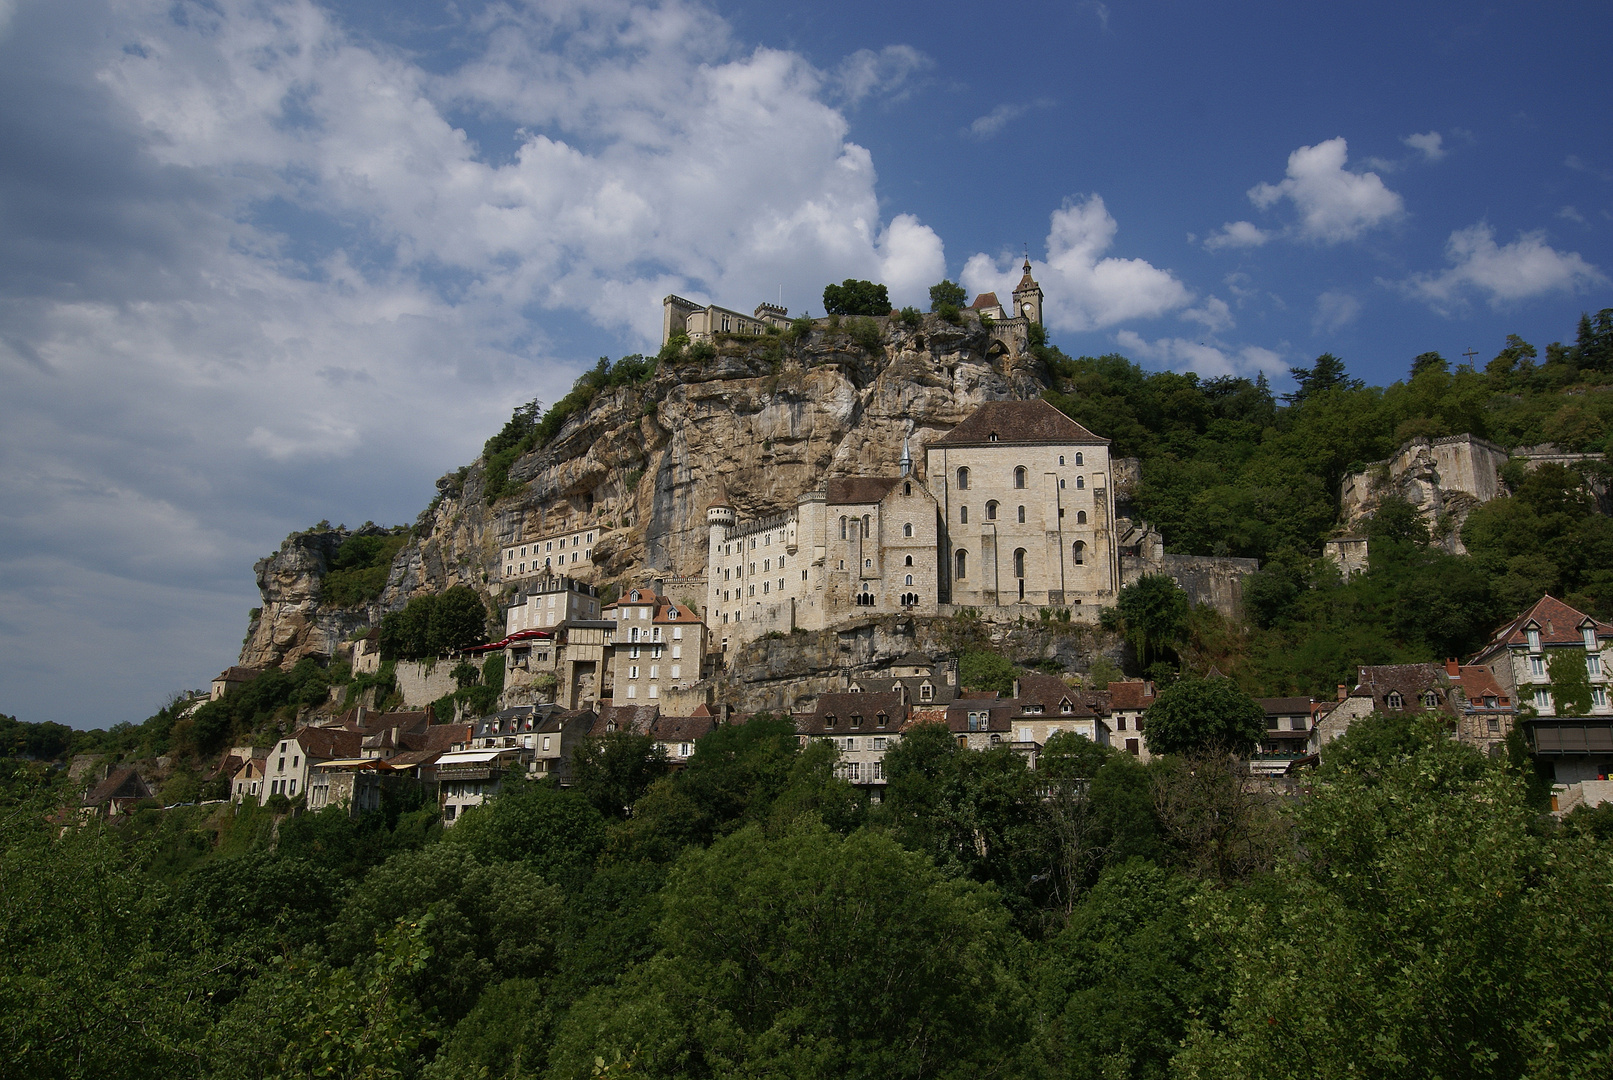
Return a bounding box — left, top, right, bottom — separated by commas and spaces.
662, 295, 791, 345
1315, 659, 1517, 757
602, 586, 707, 703
504, 574, 602, 632
498, 526, 608, 582
1470, 594, 1613, 784
926, 399, 1119, 612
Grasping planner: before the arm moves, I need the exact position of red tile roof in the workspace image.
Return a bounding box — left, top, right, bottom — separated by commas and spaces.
294, 727, 363, 760
652, 715, 718, 742
798, 691, 908, 735
1106, 680, 1155, 710
1481, 595, 1613, 650
932, 399, 1107, 447
969, 292, 1001, 309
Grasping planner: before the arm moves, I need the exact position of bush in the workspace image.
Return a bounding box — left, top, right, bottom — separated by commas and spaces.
936, 301, 962, 324
848, 316, 884, 353
929, 279, 967, 311
321, 530, 409, 608
899, 306, 922, 328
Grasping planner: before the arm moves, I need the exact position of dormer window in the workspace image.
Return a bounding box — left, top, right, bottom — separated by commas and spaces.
919, 683, 933, 701
1527, 627, 1541, 652
824, 715, 837, 728
1484, 695, 1498, 708
876, 713, 888, 728
1387, 691, 1404, 709
1422, 691, 1439, 709
1584, 626, 1599, 650
989, 432, 999, 442
851, 714, 863, 729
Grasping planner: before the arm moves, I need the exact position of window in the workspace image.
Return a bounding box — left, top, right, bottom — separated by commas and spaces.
1596, 688, 1609, 709
1386, 691, 1404, 709
986, 501, 998, 520
1118, 717, 1128, 731
1535, 689, 1551, 710
874, 736, 887, 750
629, 666, 639, 679
1076, 475, 1085, 489
1013, 548, 1026, 577
904, 555, 913, 566
1530, 655, 1546, 677
874, 760, 884, 780
1527, 628, 1541, 652
919, 684, 933, 701
1014, 466, 1027, 489
1589, 654, 1602, 676
1585, 626, 1599, 650
1077, 510, 1087, 524
903, 522, 913, 537
905, 574, 914, 585
957, 467, 969, 490
1422, 691, 1439, 709
1266, 715, 1280, 730
1072, 540, 1085, 565
1075, 452, 1084, 466
863, 515, 871, 537
904, 481, 912, 495
1058, 455, 1065, 466
955, 550, 967, 579
1292, 717, 1308, 731
542, 736, 551, 751
1488, 717, 1502, 733
1059, 478, 1065, 489
1017, 505, 1026, 523
960, 505, 968, 524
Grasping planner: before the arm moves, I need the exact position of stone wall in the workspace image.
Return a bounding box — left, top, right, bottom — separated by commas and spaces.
394, 660, 461, 708
1339, 434, 1510, 553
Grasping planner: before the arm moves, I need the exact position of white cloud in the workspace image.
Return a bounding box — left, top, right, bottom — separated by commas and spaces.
1558, 205, 1588, 225
965, 98, 1053, 139
961, 195, 1193, 332
1115, 330, 1285, 380
1403, 131, 1445, 161
1313, 290, 1361, 334
1203, 220, 1269, 251
833, 44, 932, 105
1248, 137, 1404, 243
0, 0, 946, 724
1182, 296, 1234, 333
1395, 223, 1608, 314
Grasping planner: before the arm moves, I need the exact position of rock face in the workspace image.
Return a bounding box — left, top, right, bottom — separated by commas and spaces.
1338, 435, 1511, 554
243, 314, 1053, 670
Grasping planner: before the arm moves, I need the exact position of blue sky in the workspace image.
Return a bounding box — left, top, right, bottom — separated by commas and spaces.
1, 0, 1608, 728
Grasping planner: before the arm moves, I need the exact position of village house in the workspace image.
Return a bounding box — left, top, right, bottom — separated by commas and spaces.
210, 665, 262, 700
1251, 697, 1315, 776
661, 295, 791, 346
1315, 659, 1517, 757
81, 766, 154, 818
796, 690, 911, 794
497, 527, 609, 583
603, 586, 707, 703
848, 652, 960, 706
1006, 673, 1112, 765
1102, 679, 1156, 760
229, 750, 269, 803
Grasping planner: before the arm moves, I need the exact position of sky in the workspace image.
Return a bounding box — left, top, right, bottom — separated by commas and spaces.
1, 0, 1609, 729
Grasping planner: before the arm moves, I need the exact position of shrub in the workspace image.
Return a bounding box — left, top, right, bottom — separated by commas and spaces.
936, 301, 962, 325
821, 278, 890, 316
848, 316, 884, 353
898, 306, 921, 328
929, 279, 967, 311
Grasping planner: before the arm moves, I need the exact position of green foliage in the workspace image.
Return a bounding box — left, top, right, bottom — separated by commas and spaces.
570, 731, 670, 819
446, 781, 607, 891
1548, 648, 1595, 716
935, 300, 962, 324
1144, 676, 1266, 756
549, 821, 1032, 1080
378, 586, 489, 660
1085, 655, 1121, 689
846, 314, 884, 352
959, 648, 1017, 694
1115, 574, 1190, 667
929, 278, 968, 311
821, 278, 890, 316
320, 530, 409, 608
0, 712, 74, 760
898, 305, 921, 328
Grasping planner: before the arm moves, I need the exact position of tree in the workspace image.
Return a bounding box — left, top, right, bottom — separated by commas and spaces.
1142, 676, 1265, 756
1115, 574, 1190, 667
570, 731, 670, 819
429, 585, 489, 655
959, 648, 1017, 694
929, 279, 967, 311
822, 278, 890, 316
1283, 352, 1361, 405
546, 821, 1032, 1080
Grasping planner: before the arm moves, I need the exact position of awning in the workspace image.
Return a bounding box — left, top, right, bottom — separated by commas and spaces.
313, 758, 382, 770
435, 749, 513, 765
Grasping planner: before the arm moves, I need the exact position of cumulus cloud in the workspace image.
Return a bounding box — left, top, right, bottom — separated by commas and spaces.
1394, 223, 1608, 314
1115, 330, 1285, 380
1403, 131, 1445, 161
0, 0, 944, 725
1313, 290, 1362, 333
961, 195, 1193, 332
1203, 220, 1269, 251
1182, 296, 1234, 333
1248, 137, 1404, 243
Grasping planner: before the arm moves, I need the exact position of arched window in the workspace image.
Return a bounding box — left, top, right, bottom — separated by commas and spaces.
956, 466, 969, 490
905, 574, 914, 585
903, 481, 912, 495
904, 555, 913, 566
1077, 510, 1087, 524
1059, 455, 1065, 466
1076, 475, 1085, 489
960, 505, 969, 524
1075, 452, 1084, 466
1073, 541, 1086, 564
862, 514, 871, 537
1014, 466, 1027, 489
839, 516, 847, 540
1013, 548, 1026, 577
903, 522, 913, 537
1017, 505, 1026, 523
986, 501, 998, 520
955, 550, 967, 580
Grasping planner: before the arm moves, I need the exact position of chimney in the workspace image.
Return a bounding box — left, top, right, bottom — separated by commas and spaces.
1445, 658, 1460, 678
1336, 684, 1347, 702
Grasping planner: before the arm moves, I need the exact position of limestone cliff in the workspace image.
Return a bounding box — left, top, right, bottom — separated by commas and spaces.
242, 314, 1052, 670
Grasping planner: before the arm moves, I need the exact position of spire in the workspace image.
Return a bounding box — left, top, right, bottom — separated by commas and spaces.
705, 476, 733, 510
900, 430, 913, 477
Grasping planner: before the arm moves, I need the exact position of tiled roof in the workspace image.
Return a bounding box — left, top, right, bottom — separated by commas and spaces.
1481, 595, 1613, 650
908, 707, 950, 726
424, 723, 472, 751
799, 691, 908, 735
1259, 697, 1314, 715
295, 727, 363, 760
385, 749, 442, 767
943, 701, 1015, 732
969, 292, 1001, 309
1350, 664, 1452, 714
82, 766, 151, 806
1455, 666, 1512, 709
931, 399, 1106, 447
826, 477, 903, 506
652, 715, 718, 742
1106, 680, 1155, 710
594, 704, 659, 737
1013, 674, 1097, 716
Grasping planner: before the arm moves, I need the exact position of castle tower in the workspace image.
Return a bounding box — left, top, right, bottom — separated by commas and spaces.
706, 481, 736, 550
1012, 256, 1044, 325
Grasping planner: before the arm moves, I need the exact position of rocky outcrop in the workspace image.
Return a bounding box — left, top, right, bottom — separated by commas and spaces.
243, 313, 1054, 670
1338, 435, 1510, 553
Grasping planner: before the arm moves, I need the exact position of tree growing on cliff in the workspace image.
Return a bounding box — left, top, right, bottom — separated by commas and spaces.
929, 279, 967, 311
822, 278, 890, 316
1112, 574, 1190, 669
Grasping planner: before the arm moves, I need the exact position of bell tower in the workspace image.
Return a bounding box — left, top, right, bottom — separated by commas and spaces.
1012, 255, 1043, 325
